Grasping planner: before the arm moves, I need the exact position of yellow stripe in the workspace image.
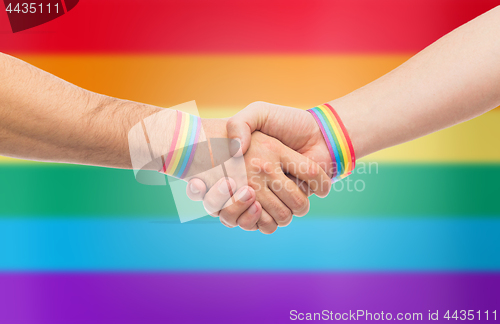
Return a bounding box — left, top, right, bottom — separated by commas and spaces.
318, 104, 351, 173
166, 112, 189, 174
364, 110, 500, 163
1, 106, 500, 165
167, 107, 500, 164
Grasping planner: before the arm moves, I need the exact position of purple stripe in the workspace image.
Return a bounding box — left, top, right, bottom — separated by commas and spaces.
0, 273, 499, 323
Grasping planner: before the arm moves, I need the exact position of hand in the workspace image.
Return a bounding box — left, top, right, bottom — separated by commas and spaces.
188, 102, 335, 201
188, 118, 331, 234
226, 102, 334, 174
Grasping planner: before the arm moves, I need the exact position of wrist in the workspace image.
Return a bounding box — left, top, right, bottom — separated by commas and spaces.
83, 96, 164, 169
200, 118, 228, 141
179, 118, 229, 185
308, 103, 357, 180
328, 96, 375, 160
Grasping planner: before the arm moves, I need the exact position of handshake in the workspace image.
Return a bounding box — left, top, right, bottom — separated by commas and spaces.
134, 101, 357, 234
3, 7, 499, 234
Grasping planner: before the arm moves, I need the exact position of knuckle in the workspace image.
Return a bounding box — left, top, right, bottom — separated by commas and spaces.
257, 216, 273, 229
219, 209, 237, 226
248, 101, 265, 108
203, 196, 219, 214
273, 205, 292, 223
307, 162, 320, 178
262, 161, 275, 174
279, 216, 294, 227
252, 131, 277, 150
290, 193, 309, 214
259, 224, 277, 234
252, 158, 265, 169
226, 118, 237, 131
238, 215, 256, 231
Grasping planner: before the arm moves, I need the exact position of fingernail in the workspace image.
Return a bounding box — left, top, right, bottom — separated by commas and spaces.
248, 203, 258, 215
237, 187, 252, 202
220, 219, 232, 228
189, 183, 200, 194
218, 179, 231, 195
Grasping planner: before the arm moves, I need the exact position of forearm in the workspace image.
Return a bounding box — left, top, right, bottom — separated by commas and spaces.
331, 6, 500, 159
0, 53, 171, 168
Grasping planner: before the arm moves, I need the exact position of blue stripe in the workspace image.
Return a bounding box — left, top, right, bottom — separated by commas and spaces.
1, 217, 499, 271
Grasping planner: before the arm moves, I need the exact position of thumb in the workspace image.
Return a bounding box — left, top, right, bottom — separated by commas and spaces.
226, 102, 269, 155
186, 178, 208, 201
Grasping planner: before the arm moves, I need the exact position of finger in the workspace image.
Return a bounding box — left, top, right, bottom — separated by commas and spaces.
279, 147, 331, 198
236, 201, 262, 231
287, 174, 312, 197
257, 208, 278, 234
202, 177, 236, 217
220, 217, 237, 229
226, 102, 270, 156
258, 186, 293, 227
268, 172, 310, 217
219, 186, 257, 227
186, 178, 208, 201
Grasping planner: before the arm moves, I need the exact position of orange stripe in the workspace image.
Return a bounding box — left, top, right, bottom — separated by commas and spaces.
14, 54, 411, 111
15, 54, 500, 112
1, 54, 499, 165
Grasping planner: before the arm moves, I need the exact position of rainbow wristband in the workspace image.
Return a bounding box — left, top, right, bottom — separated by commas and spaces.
161, 110, 201, 179
308, 103, 356, 182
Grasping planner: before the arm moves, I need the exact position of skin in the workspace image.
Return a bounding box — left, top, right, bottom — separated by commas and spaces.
188, 5, 500, 228
198, 119, 331, 234
0, 52, 162, 168
0, 52, 330, 234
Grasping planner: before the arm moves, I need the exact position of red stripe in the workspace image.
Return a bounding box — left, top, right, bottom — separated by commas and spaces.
0, 0, 497, 54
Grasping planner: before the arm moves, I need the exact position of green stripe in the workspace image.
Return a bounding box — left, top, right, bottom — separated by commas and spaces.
0, 163, 499, 217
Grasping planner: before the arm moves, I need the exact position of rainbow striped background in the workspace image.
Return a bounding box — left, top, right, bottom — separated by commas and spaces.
1, 1, 500, 323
